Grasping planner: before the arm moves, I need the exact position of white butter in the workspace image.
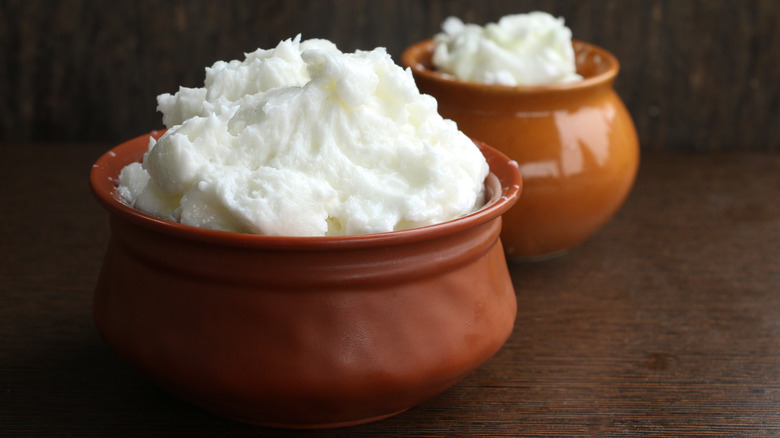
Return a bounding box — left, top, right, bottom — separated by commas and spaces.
118, 36, 489, 236
432, 12, 582, 86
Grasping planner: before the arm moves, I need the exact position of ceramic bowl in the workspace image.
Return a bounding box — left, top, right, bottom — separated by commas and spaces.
402, 39, 639, 260
89, 131, 522, 429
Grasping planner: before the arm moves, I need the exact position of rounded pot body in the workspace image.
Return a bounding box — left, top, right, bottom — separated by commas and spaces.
402, 40, 639, 259
89, 132, 522, 428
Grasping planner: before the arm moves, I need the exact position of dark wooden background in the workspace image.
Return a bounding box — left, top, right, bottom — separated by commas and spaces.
1, 0, 778, 151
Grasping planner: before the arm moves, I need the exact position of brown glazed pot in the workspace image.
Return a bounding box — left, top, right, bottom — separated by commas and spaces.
89, 131, 522, 428
402, 39, 639, 260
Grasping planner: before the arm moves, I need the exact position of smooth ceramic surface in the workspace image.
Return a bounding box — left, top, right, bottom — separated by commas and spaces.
402, 39, 639, 260
89, 132, 522, 429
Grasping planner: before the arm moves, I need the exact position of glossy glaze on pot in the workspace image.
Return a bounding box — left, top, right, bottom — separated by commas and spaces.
402, 40, 639, 260
89, 132, 522, 428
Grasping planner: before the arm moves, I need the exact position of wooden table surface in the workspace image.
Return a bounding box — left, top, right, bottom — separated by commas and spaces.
2, 143, 779, 437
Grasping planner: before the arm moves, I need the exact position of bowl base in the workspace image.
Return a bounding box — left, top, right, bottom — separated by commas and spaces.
507, 248, 571, 263
221, 407, 411, 429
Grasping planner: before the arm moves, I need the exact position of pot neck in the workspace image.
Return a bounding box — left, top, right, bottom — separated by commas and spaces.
403, 39, 620, 111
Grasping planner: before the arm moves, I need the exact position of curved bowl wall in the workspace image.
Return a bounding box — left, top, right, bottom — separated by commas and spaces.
89, 132, 522, 428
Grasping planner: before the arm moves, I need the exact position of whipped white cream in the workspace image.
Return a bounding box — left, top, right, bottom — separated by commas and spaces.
432, 12, 582, 86
117, 36, 489, 236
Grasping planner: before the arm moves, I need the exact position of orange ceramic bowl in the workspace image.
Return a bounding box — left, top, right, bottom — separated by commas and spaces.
402, 39, 639, 260
89, 131, 522, 429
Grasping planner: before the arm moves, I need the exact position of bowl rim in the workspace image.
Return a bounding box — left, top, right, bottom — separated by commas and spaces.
90, 131, 522, 250
400, 39, 620, 94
